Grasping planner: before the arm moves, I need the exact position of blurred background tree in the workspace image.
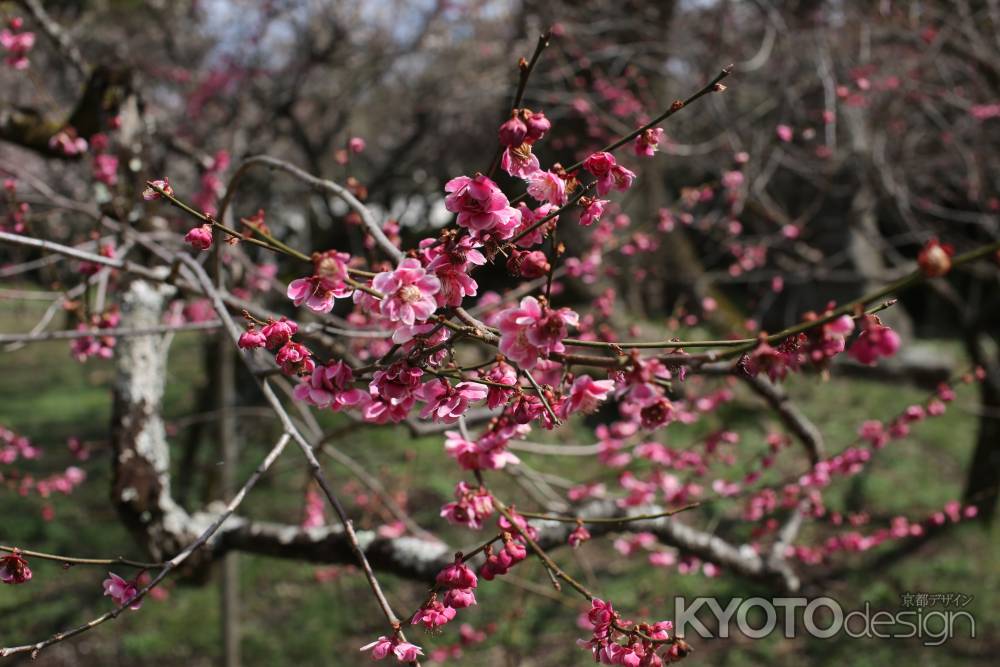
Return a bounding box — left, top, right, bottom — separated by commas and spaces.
1, 0, 997, 665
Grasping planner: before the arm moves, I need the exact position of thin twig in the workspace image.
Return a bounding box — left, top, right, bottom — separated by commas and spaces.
0, 546, 162, 569
517, 503, 699, 524
18, 0, 87, 76
0, 320, 221, 344
179, 255, 411, 639
0, 432, 292, 658
486, 31, 552, 177
216, 156, 404, 263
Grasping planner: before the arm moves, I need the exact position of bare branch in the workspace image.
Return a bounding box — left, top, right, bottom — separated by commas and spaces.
18, 0, 87, 76
218, 155, 404, 263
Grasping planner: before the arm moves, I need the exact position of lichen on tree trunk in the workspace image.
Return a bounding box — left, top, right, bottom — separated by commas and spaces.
110, 279, 214, 565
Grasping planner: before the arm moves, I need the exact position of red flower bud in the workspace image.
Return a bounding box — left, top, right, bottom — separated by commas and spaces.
917, 239, 954, 277
498, 114, 528, 147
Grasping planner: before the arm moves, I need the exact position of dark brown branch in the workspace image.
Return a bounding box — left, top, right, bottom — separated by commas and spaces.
18, 0, 87, 76
741, 374, 825, 464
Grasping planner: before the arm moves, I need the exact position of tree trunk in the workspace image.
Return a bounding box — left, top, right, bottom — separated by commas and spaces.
963, 345, 1000, 524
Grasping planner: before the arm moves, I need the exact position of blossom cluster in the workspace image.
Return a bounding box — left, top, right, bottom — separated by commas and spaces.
5, 15, 1000, 666
787, 501, 979, 565
2, 178, 29, 233
578, 598, 682, 666
114, 64, 993, 667
742, 372, 980, 523
1, 427, 88, 523
70, 309, 122, 363
0, 17, 34, 70
287, 250, 354, 313
48, 127, 88, 156
89, 134, 119, 187
741, 310, 901, 381
3, 545, 153, 613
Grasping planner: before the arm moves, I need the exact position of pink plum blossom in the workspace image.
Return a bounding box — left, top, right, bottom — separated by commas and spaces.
436, 556, 478, 589
444, 174, 521, 236
483, 362, 518, 408
423, 237, 484, 307
392, 642, 423, 663
103, 572, 142, 610
260, 318, 297, 348
360, 636, 424, 663
294, 361, 368, 411
568, 523, 591, 548
0, 551, 31, 585
411, 599, 457, 628
360, 636, 394, 661
497, 296, 579, 369
92, 153, 119, 186
579, 197, 609, 227
237, 327, 267, 349
633, 127, 665, 157
287, 252, 355, 313
300, 487, 325, 528
372, 258, 440, 326
559, 374, 616, 419
444, 430, 520, 471
849, 316, 901, 365
722, 170, 744, 190
287, 277, 340, 313
184, 224, 213, 251
275, 341, 314, 376
608, 163, 636, 193
48, 128, 88, 156
512, 202, 558, 247
441, 481, 494, 529
443, 587, 477, 608
583, 152, 616, 182
524, 110, 551, 141
313, 250, 352, 289
142, 178, 173, 201
479, 538, 528, 580
507, 249, 550, 278
416, 380, 488, 424
801, 312, 854, 365
583, 152, 636, 196
498, 114, 527, 146
497, 508, 537, 541
587, 598, 616, 633
526, 169, 567, 205
364, 362, 423, 424
69, 309, 120, 362
501, 145, 541, 178
0, 24, 34, 70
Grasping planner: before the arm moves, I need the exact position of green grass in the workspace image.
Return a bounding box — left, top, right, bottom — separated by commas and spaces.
0, 297, 996, 665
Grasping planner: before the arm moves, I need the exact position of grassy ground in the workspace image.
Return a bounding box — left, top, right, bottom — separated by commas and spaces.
0, 297, 996, 666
